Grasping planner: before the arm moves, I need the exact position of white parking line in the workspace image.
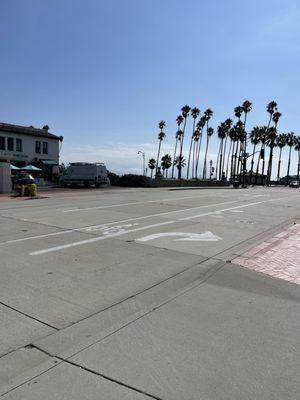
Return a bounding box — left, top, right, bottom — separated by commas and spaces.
30, 197, 287, 256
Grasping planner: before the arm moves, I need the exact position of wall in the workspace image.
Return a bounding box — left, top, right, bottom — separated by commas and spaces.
0, 162, 11, 193
0, 131, 59, 163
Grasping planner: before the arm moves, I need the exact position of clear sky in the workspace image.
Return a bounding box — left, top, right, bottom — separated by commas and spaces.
1, 0, 299, 175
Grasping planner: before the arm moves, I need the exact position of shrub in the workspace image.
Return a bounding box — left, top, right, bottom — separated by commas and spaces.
107, 171, 120, 186
118, 174, 150, 187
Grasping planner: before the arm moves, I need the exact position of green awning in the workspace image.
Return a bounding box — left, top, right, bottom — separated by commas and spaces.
41, 160, 58, 165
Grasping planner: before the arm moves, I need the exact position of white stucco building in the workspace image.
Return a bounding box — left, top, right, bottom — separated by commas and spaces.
0, 122, 62, 173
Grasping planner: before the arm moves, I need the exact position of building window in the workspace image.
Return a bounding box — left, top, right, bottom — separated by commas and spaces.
16, 138, 22, 152
42, 142, 48, 154
0, 136, 5, 150
7, 137, 14, 151
35, 141, 41, 153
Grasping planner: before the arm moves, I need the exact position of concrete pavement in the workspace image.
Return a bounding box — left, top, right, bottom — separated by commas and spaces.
0, 186, 299, 399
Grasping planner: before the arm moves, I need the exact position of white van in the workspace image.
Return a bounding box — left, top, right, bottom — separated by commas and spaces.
60, 163, 109, 187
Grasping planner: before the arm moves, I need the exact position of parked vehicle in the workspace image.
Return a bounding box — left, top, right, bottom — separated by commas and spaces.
59, 163, 109, 187
289, 180, 300, 188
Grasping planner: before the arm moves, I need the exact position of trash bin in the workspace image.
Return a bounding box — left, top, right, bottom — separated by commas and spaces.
233, 180, 240, 188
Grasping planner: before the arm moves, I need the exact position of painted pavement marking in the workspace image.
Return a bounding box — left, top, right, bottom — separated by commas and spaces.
29, 196, 288, 256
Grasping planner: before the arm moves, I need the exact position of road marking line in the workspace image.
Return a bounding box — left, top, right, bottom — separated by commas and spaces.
1, 200, 239, 246
62, 193, 235, 212
30, 197, 287, 255
30, 221, 175, 255
137, 231, 221, 242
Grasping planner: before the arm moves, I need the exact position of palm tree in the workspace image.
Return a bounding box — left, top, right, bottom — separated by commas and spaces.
221, 118, 233, 178
232, 121, 245, 181
171, 115, 184, 178
155, 120, 166, 175
276, 133, 287, 181
178, 105, 191, 179
266, 111, 281, 183
192, 129, 200, 178
216, 122, 226, 180
286, 132, 295, 184
266, 101, 278, 127
174, 155, 186, 173
194, 116, 206, 178
249, 126, 261, 178
202, 109, 213, 179
265, 127, 278, 184
186, 107, 200, 179
295, 137, 300, 182
255, 126, 269, 183
161, 154, 172, 178
148, 158, 156, 178
234, 106, 244, 121
241, 101, 252, 181
203, 127, 214, 179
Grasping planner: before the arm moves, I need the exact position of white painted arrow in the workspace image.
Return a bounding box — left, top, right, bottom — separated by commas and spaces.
136, 231, 222, 242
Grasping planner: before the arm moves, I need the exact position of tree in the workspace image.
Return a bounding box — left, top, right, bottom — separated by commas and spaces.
171, 115, 184, 178
174, 155, 186, 173
202, 109, 213, 179
186, 107, 200, 179
161, 154, 172, 178
295, 137, 300, 182
286, 132, 295, 184
203, 126, 214, 179
266, 111, 281, 183
221, 118, 233, 179
194, 116, 206, 178
255, 126, 269, 183
276, 133, 286, 181
178, 105, 191, 179
148, 158, 156, 178
247, 126, 259, 182
155, 120, 166, 174
241, 101, 252, 182
234, 106, 244, 121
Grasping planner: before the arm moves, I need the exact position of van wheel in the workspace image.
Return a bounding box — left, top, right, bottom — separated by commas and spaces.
84, 181, 90, 188
60, 181, 67, 187
95, 183, 100, 188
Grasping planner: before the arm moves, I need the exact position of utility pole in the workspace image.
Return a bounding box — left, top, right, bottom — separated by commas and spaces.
138, 151, 145, 176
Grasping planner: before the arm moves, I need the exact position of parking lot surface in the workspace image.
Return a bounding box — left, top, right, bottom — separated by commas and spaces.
0, 186, 299, 399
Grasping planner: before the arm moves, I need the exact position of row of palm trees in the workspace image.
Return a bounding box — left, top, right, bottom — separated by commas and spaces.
150, 101, 300, 183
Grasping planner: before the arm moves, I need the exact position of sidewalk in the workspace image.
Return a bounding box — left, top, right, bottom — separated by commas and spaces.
235, 223, 300, 285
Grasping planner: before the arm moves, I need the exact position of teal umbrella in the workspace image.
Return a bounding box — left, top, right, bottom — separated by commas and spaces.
21, 165, 42, 171
10, 164, 20, 170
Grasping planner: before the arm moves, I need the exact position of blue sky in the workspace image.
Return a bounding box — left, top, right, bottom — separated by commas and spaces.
1, 0, 299, 174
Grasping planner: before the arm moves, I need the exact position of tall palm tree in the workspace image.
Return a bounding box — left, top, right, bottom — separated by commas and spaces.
276, 133, 287, 182
234, 106, 244, 121
265, 127, 278, 184
232, 121, 244, 181
195, 116, 206, 178
171, 115, 184, 178
225, 125, 235, 180
202, 109, 213, 179
249, 126, 260, 178
218, 119, 233, 180
161, 154, 172, 178
215, 121, 228, 180
266, 101, 278, 127
203, 127, 214, 179
255, 126, 269, 183
155, 120, 166, 175
266, 111, 281, 183
186, 107, 200, 179
148, 158, 156, 178
286, 132, 295, 184
295, 137, 300, 182
178, 105, 191, 179
192, 129, 200, 178
241, 101, 252, 179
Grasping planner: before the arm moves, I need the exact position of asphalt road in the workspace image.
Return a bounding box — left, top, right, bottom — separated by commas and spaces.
0, 186, 299, 399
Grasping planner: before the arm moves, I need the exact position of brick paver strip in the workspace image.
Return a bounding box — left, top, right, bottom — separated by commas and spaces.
235, 224, 300, 285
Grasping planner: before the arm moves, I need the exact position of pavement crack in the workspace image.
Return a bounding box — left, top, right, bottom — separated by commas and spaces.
0, 301, 58, 331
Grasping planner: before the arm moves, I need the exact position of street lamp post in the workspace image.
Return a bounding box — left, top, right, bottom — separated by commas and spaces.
138, 151, 145, 176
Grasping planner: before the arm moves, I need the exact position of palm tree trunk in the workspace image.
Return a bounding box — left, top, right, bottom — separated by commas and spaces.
171, 139, 178, 179
195, 132, 203, 179
261, 144, 266, 183
186, 120, 196, 179
178, 118, 187, 179
156, 140, 162, 175
192, 140, 196, 178
267, 146, 274, 185
287, 146, 292, 184
297, 151, 300, 182
151, 169, 153, 179
230, 141, 236, 180
225, 139, 232, 180
215, 141, 222, 179
277, 148, 282, 182
221, 136, 228, 180
203, 137, 210, 179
